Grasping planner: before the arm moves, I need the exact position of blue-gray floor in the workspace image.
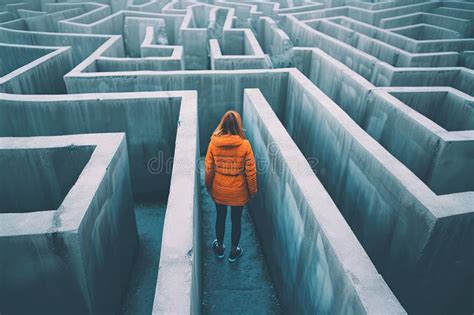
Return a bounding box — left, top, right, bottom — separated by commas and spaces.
200, 172, 281, 314
119, 174, 281, 314
120, 202, 166, 315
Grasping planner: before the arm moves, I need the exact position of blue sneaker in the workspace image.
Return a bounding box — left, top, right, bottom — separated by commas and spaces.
228, 247, 243, 263
211, 239, 225, 259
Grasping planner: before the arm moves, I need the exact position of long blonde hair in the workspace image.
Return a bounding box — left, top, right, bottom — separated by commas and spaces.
213, 110, 246, 139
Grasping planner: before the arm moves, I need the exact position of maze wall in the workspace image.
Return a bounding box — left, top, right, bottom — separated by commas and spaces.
0, 0, 472, 314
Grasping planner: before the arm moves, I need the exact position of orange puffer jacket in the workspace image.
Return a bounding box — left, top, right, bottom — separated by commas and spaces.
205, 134, 257, 206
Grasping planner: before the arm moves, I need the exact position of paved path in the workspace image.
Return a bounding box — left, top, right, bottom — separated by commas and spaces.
200, 166, 281, 314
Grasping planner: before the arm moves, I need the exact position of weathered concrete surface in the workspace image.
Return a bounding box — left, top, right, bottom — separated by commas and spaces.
0, 1, 472, 313
294, 48, 474, 196
199, 162, 281, 314
59, 10, 182, 41
20, 8, 84, 32
0, 133, 138, 314
0, 26, 110, 65
282, 71, 474, 314
120, 202, 166, 315
95, 55, 183, 71
0, 43, 50, 75
63, 70, 290, 153
140, 25, 182, 61
208, 8, 272, 70
0, 145, 93, 213
255, 16, 294, 67
367, 88, 474, 195
0, 92, 193, 197
124, 17, 167, 57
209, 38, 271, 70
243, 88, 405, 314
179, 4, 214, 70
152, 89, 201, 314
0, 43, 72, 94
286, 17, 474, 96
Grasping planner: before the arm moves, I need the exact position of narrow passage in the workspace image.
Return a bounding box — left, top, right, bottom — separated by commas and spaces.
120, 202, 166, 315
200, 163, 281, 314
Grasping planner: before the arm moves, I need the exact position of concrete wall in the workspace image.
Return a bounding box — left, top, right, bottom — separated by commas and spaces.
63, 69, 289, 154
0, 43, 48, 75
255, 16, 293, 67
0, 146, 94, 213
0, 11, 15, 22
95, 56, 182, 71
22, 8, 84, 32
281, 70, 474, 314
0, 26, 110, 65
0, 92, 189, 198
386, 66, 474, 96
152, 87, 201, 314
461, 50, 474, 69
329, 16, 474, 54
430, 131, 474, 195
209, 38, 271, 70
179, 8, 210, 70
0, 3, 471, 313
380, 12, 473, 37
391, 90, 474, 132
301, 18, 459, 67
0, 133, 138, 314
57, 4, 111, 33
124, 17, 167, 57
243, 88, 405, 314
284, 15, 389, 81
17, 9, 47, 19
366, 89, 474, 195
390, 24, 462, 40
127, 0, 170, 13
140, 26, 183, 69
0, 44, 72, 94
285, 16, 474, 96
59, 10, 182, 45
293, 47, 474, 196
76, 133, 138, 314
0, 0, 43, 11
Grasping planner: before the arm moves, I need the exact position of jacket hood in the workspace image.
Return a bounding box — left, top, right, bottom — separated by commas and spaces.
211, 134, 243, 147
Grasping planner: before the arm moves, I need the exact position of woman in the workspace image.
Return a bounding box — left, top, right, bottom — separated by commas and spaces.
205, 110, 257, 263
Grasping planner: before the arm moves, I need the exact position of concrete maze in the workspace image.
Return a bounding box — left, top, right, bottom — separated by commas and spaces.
0, 0, 473, 314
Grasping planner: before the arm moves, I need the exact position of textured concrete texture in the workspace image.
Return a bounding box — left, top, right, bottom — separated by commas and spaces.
62, 70, 290, 153
120, 202, 166, 315
0, 144, 93, 213
243, 88, 404, 314
282, 70, 473, 314
0, 133, 138, 314
293, 48, 474, 196
0, 0, 473, 314
0, 92, 194, 198
199, 162, 281, 315
152, 87, 201, 314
